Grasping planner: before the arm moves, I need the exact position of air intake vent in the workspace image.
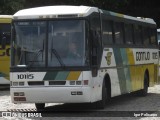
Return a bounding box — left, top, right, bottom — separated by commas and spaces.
58, 14, 78, 18
49, 81, 66, 85
28, 81, 44, 86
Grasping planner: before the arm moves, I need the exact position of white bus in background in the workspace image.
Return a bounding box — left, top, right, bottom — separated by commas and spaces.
10, 6, 158, 110
157, 29, 160, 44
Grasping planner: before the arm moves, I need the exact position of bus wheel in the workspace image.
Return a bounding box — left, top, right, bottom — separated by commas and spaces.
138, 74, 149, 96
35, 103, 45, 111
96, 81, 107, 109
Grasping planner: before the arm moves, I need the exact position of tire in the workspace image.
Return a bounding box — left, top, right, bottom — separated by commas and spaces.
35, 103, 45, 111
96, 81, 107, 109
138, 74, 149, 96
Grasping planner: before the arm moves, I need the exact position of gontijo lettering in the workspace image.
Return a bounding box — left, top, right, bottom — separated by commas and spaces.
136, 52, 158, 61
136, 52, 150, 61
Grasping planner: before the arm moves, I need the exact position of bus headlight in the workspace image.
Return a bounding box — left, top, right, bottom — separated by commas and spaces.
13, 82, 18, 86
19, 82, 24, 86
70, 81, 75, 85
76, 81, 81, 85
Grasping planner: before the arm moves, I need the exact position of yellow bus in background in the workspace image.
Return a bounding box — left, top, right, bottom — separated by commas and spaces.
0, 15, 12, 87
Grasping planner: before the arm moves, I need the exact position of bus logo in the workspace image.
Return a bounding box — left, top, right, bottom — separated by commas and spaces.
105, 52, 112, 65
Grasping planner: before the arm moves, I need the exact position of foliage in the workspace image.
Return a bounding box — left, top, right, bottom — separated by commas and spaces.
24, 0, 129, 11
0, 0, 25, 15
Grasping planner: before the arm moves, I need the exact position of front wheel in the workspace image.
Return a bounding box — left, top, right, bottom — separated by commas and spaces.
96, 81, 107, 109
35, 103, 45, 111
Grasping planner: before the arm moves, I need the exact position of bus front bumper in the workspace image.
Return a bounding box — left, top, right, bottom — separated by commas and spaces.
10, 86, 93, 103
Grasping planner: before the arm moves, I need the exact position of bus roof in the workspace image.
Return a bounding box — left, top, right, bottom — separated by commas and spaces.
13, 5, 99, 19
0, 15, 12, 18
0, 15, 12, 23
101, 10, 156, 25
13, 5, 156, 25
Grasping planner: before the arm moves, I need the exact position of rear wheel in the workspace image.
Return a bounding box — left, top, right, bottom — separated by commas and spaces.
35, 103, 45, 111
138, 74, 149, 96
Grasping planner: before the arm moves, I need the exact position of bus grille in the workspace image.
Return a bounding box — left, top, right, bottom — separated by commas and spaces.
28, 81, 44, 86
58, 14, 78, 18
49, 81, 66, 85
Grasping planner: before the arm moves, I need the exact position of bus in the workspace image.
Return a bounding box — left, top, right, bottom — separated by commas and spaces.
10, 6, 158, 110
0, 15, 12, 87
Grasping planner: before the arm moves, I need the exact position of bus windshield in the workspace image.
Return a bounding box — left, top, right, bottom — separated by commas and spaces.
13, 20, 88, 67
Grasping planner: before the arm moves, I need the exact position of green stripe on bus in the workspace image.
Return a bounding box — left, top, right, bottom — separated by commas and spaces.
113, 48, 127, 94
120, 49, 128, 65
43, 72, 58, 80
43, 71, 70, 80
55, 71, 70, 80
121, 49, 132, 92
117, 68, 127, 94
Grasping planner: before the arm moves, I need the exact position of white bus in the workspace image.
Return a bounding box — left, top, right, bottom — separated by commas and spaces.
157, 29, 160, 44
10, 6, 158, 110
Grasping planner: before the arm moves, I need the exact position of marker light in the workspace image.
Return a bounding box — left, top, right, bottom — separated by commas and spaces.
13, 82, 18, 86
19, 82, 24, 86
83, 80, 89, 85
76, 81, 81, 85
70, 81, 75, 85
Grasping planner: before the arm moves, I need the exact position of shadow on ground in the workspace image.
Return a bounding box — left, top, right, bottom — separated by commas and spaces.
37, 93, 160, 117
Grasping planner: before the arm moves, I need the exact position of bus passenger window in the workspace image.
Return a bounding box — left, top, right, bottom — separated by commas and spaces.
125, 24, 133, 45
114, 22, 124, 44
134, 25, 142, 45
102, 20, 113, 45
150, 29, 157, 45
143, 27, 150, 45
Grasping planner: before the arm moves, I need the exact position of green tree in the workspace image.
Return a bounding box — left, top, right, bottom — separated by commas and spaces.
0, 0, 25, 15
24, 0, 129, 13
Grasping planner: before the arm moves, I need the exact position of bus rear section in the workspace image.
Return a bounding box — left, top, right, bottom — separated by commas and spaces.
0, 15, 12, 87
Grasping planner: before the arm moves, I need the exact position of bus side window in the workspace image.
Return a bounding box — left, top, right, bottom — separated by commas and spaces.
143, 27, 150, 46
134, 25, 143, 45
114, 22, 124, 45
125, 24, 134, 45
102, 20, 113, 46
150, 28, 157, 45
1, 33, 7, 49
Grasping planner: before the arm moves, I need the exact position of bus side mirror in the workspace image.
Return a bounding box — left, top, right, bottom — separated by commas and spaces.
91, 30, 99, 77
1, 36, 6, 49
158, 42, 160, 57
91, 30, 100, 47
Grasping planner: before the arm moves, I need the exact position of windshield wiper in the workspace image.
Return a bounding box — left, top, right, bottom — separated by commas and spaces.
51, 49, 65, 67
28, 49, 43, 67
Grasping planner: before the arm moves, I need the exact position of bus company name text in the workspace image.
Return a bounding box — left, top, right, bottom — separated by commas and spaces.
136, 52, 158, 61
